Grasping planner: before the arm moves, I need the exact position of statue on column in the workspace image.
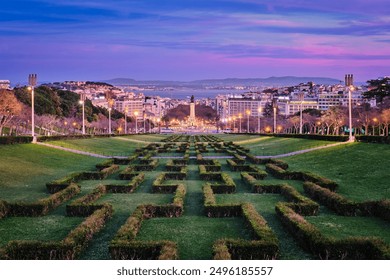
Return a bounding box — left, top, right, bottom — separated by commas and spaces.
191, 95, 194, 103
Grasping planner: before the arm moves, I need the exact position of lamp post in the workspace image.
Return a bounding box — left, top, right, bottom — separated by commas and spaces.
108, 99, 114, 134
79, 93, 86, 135
348, 86, 354, 141
134, 111, 139, 133
246, 109, 251, 133
373, 117, 378, 135
257, 107, 262, 134
143, 112, 146, 133
299, 92, 304, 134
238, 113, 242, 133
124, 108, 128, 134
273, 99, 278, 134
28, 74, 37, 143
108, 108, 112, 134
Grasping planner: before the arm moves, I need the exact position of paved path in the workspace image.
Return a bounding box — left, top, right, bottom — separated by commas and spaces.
36, 142, 114, 158
255, 141, 350, 159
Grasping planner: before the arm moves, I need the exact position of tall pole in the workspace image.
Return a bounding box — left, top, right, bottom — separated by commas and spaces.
28, 74, 37, 143
239, 114, 242, 133
125, 109, 128, 134
108, 108, 112, 134
246, 110, 250, 133
348, 86, 353, 141
80, 93, 85, 135
272, 99, 277, 134
258, 107, 261, 133
299, 93, 304, 134
233, 117, 236, 132
134, 111, 139, 134
143, 113, 146, 133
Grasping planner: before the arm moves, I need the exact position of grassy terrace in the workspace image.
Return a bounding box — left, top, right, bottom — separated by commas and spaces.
219, 134, 334, 156
0, 134, 389, 259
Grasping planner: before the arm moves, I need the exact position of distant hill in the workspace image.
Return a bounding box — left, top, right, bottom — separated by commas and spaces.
103, 76, 342, 87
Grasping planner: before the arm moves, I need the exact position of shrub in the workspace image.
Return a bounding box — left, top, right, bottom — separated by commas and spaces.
106, 173, 145, 193
62, 204, 113, 257
46, 172, 85, 193
303, 182, 356, 216
110, 240, 177, 260
9, 184, 81, 217
301, 172, 338, 191
356, 135, 390, 144
66, 185, 107, 217
0, 200, 9, 219
243, 153, 263, 164
4, 205, 113, 259
213, 239, 232, 260
95, 159, 115, 171
0, 136, 33, 145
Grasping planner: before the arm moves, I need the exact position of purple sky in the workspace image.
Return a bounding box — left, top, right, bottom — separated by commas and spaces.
1, 0, 389, 83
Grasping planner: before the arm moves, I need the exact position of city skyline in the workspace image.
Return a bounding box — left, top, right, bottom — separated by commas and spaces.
1, 0, 389, 83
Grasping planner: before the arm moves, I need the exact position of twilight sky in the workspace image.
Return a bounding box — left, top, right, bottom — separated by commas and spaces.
1, 0, 389, 83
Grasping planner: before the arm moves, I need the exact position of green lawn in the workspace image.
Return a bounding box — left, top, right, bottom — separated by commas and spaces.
47, 137, 146, 156
236, 136, 333, 156
0, 135, 389, 260
283, 142, 390, 201
0, 144, 100, 202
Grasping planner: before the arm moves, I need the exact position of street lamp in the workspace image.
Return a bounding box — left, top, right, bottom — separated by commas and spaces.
134, 111, 139, 133
108, 99, 114, 134
373, 117, 378, 135
273, 99, 278, 134
233, 116, 236, 132
238, 113, 242, 133
79, 93, 85, 135
257, 106, 262, 134
28, 74, 37, 143
246, 109, 251, 133
124, 108, 128, 134
299, 92, 304, 134
143, 112, 146, 133
348, 86, 354, 141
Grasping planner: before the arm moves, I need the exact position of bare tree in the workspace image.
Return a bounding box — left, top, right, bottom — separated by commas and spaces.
0, 89, 22, 135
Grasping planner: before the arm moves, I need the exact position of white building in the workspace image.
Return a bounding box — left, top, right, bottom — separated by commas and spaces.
0, 80, 11, 89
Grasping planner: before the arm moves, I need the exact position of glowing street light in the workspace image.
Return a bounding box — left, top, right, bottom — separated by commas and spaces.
108, 99, 114, 134
28, 74, 37, 143
79, 93, 86, 135
348, 86, 354, 141
246, 109, 251, 133
257, 106, 262, 134
238, 113, 242, 133
124, 108, 128, 134
373, 117, 378, 135
134, 111, 139, 133
299, 92, 304, 134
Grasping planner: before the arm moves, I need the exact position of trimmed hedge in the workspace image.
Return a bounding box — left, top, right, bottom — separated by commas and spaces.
110, 240, 178, 260
356, 135, 390, 144
0, 136, 33, 145
275, 202, 390, 259
4, 205, 113, 259
301, 172, 338, 191
109, 185, 185, 260
0, 200, 9, 219
66, 185, 107, 216
46, 164, 120, 193
106, 173, 145, 193
303, 182, 357, 216
8, 184, 81, 217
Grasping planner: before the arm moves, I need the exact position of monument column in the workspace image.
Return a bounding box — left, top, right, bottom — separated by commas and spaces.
190, 95, 195, 126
